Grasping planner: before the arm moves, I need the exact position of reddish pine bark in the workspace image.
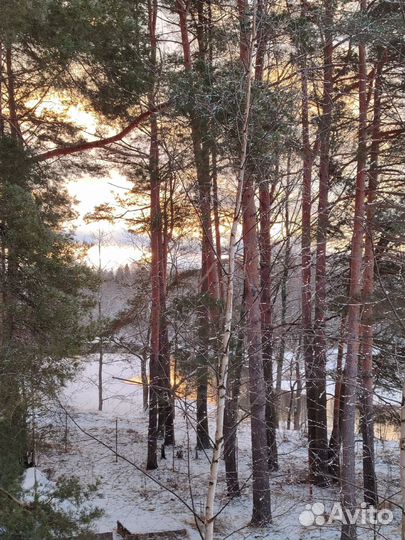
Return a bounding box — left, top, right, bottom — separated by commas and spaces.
237, 0, 250, 71
37, 103, 168, 162
243, 177, 272, 525
176, 0, 192, 70
259, 181, 278, 471
359, 49, 386, 507
239, 0, 271, 523
254, 0, 266, 82
341, 3, 368, 536
175, 0, 219, 450
312, 0, 334, 484
254, 0, 278, 472
300, 44, 320, 484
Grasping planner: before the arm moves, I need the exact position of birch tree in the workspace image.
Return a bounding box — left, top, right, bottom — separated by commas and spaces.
204, 0, 272, 535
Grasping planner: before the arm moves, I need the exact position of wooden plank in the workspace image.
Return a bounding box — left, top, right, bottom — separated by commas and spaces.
125, 530, 188, 540
116, 521, 187, 540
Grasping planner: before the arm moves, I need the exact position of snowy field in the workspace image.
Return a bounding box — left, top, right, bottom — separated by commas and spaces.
34, 353, 402, 539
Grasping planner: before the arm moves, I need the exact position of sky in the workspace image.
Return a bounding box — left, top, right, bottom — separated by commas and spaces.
67, 170, 147, 270
39, 98, 149, 270
27, 95, 144, 269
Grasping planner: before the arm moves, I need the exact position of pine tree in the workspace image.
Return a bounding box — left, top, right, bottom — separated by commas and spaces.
0, 138, 96, 533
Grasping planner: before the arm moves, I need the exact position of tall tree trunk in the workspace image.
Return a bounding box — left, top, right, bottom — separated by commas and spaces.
146, 107, 160, 470
146, 0, 160, 470
223, 322, 244, 498
239, 0, 271, 524
276, 156, 292, 395
329, 314, 346, 480
299, 32, 319, 485
254, 0, 266, 82
196, 147, 217, 450
204, 71, 248, 534
341, 2, 368, 535
157, 192, 174, 445
212, 145, 224, 302
175, 0, 219, 449
294, 359, 303, 431
243, 175, 272, 525
196, 146, 218, 449
141, 347, 149, 412
0, 43, 4, 137
255, 0, 278, 471
312, 0, 334, 484
0, 42, 4, 347
176, 0, 192, 70
259, 180, 278, 471
3, 47, 20, 342
359, 49, 386, 508
97, 235, 103, 412
158, 299, 174, 445
401, 379, 405, 540
160, 230, 175, 446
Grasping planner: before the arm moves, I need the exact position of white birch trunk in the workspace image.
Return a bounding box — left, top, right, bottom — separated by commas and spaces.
203, 4, 257, 538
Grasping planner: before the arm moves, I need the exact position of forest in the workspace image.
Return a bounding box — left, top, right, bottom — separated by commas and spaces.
0, 0, 404, 539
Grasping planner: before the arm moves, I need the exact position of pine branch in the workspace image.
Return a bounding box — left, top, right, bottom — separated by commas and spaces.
35, 102, 169, 162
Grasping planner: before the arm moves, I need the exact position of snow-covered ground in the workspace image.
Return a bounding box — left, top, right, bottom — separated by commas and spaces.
35, 353, 402, 539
